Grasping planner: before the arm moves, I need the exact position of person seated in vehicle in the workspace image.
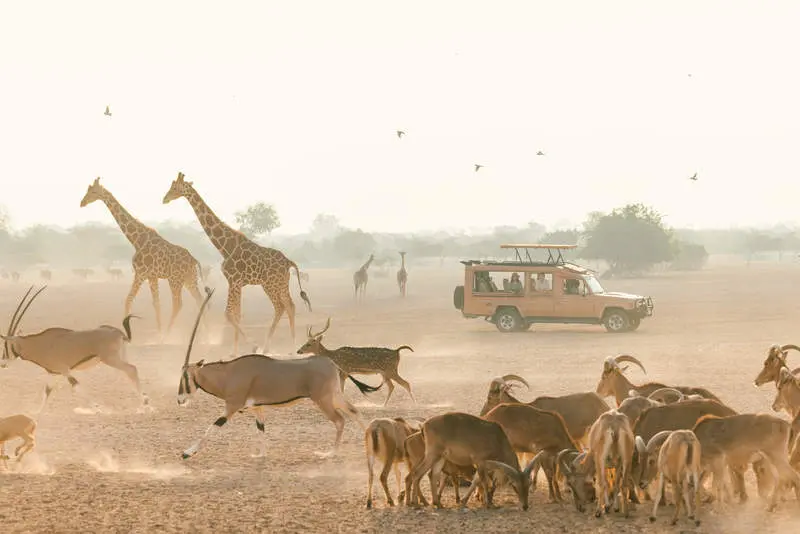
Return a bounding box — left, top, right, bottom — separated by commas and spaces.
534, 272, 552, 292
475, 272, 496, 292
508, 273, 523, 294
502, 278, 510, 291
564, 278, 580, 295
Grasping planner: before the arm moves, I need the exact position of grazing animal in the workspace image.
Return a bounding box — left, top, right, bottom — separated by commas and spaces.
402, 430, 477, 506
585, 409, 635, 518
0, 414, 37, 470
81, 177, 207, 337
396, 251, 408, 297
178, 289, 381, 459
163, 172, 311, 353
106, 267, 123, 280
297, 318, 415, 405
365, 417, 420, 508
649, 430, 702, 526
353, 254, 374, 301
0, 286, 148, 412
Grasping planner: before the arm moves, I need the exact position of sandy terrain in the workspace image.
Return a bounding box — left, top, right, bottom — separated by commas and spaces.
1, 261, 800, 533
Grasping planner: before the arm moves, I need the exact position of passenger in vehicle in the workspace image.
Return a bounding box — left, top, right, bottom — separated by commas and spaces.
509, 273, 523, 294
534, 272, 552, 291
564, 278, 580, 295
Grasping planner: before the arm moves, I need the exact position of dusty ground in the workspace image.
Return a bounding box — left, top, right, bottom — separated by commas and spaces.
1, 260, 800, 533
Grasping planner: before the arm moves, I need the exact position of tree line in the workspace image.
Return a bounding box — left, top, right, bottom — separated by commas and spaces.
0, 202, 798, 275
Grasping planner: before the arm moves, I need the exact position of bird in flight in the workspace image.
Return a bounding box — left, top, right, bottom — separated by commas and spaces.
689, 172, 698, 181
104, 105, 112, 117
396, 130, 405, 139
474, 164, 483, 172
536, 151, 545, 156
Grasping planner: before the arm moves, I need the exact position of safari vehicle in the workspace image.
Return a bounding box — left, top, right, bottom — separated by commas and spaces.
452, 244, 654, 333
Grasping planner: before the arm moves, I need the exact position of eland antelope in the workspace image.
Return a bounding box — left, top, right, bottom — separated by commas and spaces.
178, 288, 383, 460
0, 286, 148, 412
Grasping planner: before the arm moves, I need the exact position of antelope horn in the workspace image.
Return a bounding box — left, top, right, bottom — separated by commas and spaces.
781, 344, 800, 354
10, 285, 46, 337
647, 387, 685, 403
501, 374, 530, 389
555, 448, 577, 474
306, 325, 312, 339
309, 317, 331, 339
6, 286, 33, 339
614, 354, 646, 375
183, 287, 214, 367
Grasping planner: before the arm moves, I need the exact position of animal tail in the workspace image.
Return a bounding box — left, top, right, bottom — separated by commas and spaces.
289, 261, 312, 312
121, 314, 139, 342
196, 259, 206, 283
685, 439, 695, 467
348, 375, 383, 395
372, 426, 381, 454
396, 345, 414, 353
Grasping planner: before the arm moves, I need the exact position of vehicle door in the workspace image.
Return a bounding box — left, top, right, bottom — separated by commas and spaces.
519, 271, 554, 318
552, 274, 596, 319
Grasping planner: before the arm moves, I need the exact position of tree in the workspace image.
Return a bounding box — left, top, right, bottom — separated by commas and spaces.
235, 202, 281, 238
582, 203, 674, 274
309, 213, 342, 241
332, 229, 376, 261
670, 241, 709, 271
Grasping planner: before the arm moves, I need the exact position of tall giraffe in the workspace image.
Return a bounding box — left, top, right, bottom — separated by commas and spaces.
396, 251, 408, 297
353, 253, 374, 300
81, 177, 207, 334
162, 172, 311, 353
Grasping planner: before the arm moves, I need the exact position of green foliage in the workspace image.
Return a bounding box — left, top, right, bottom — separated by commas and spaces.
333, 229, 376, 261
235, 202, 281, 238
670, 241, 709, 271
582, 203, 674, 273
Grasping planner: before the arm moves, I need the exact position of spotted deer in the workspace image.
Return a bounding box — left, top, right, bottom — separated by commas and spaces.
297, 318, 415, 406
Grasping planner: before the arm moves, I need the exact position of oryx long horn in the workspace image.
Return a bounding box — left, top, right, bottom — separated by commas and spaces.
10, 285, 46, 337
309, 317, 331, 338
6, 285, 33, 339
647, 387, 685, 403
183, 287, 214, 367
614, 354, 647, 375
781, 344, 800, 354
501, 374, 530, 389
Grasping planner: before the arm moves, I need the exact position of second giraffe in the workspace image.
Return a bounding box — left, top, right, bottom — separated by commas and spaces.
162, 172, 311, 353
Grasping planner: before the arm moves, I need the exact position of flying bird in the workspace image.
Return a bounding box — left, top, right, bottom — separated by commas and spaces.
104, 105, 112, 117
396, 130, 405, 139
689, 172, 698, 181
536, 151, 545, 156
474, 164, 483, 172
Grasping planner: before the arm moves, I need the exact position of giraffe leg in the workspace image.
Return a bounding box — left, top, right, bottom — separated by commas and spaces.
147, 277, 163, 335
262, 287, 286, 353
165, 278, 183, 336
225, 284, 244, 355
124, 273, 145, 317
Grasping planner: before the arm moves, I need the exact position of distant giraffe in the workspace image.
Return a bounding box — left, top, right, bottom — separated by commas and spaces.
397, 251, 408, 297
353, 254, 374, 300
81, 177, 206, 335
162, 172, 311, 353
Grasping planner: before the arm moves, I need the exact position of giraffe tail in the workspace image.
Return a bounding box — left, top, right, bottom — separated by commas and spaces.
195, 259, 206, 283
289, 261, 312, 312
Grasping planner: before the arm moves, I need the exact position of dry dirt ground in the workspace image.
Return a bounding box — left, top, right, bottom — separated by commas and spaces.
1, 261, 800, 533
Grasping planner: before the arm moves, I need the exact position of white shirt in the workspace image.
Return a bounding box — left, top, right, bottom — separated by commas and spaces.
535, 277, 551, 291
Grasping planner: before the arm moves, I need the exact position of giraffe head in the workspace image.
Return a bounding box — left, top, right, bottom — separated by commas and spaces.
163, 171, 194, 204
80, 177, 106, 207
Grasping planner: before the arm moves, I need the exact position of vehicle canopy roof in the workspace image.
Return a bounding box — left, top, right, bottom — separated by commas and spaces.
460, 243, 595, 275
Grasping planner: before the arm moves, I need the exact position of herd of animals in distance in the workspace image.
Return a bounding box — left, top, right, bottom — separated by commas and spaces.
1, 170, 799, 529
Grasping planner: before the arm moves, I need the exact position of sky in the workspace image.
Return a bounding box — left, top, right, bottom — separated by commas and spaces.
1, 1, 799, 235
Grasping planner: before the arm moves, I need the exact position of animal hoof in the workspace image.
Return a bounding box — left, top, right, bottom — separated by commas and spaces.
181, 452, 191, 460
595, 510, 602, 518
366, 501, 372, 509
670, 519, 678, 525
695, 519, 702, 526
649, 516, 656, 522
388, 500, 395, 507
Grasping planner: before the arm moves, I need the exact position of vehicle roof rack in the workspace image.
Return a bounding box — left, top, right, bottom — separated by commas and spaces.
499, 243, 578, 265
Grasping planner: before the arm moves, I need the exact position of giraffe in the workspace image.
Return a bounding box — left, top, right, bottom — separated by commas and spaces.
162, 172, 311, 353
81, 177, 207, 336
396, 251, 408, 297
353, 254, 374, 301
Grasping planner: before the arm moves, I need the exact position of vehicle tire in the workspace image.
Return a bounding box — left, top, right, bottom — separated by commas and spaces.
627, 318, 641, 331
603, 309, 630, 333
517, 321, 533, 332
494, 308, 522, 333
453, 285, 465, 310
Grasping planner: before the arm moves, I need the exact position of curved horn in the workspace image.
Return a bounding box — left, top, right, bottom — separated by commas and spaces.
635, 435, 646, 454
183, 287, 214, 367
9, 285, 46, 338
306, 325, 312, 339
556, 448, 578, 474
614, 354, 647, 375
781, 344, 800, 354
645, 430, 672, 453
6, 286, 33, 339
647, 387, 686, 403
501, 374, 530, 389
309, 317, 331, 339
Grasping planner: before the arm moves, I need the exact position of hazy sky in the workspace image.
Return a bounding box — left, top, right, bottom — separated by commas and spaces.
2, 1, 799, 235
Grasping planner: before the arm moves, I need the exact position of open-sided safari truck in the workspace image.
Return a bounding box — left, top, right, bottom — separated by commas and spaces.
452, 244, 654, 333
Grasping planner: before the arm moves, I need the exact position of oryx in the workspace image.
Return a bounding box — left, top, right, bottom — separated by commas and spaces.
0, 286, 149, 413
178, 288, 383, 460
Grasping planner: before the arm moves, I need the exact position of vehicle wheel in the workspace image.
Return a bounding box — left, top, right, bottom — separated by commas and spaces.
453, 285, 465, 310
603, 310, 630, 333
494, 309, 522, 333
627, 318, 641, 331
517, 321, 533, 332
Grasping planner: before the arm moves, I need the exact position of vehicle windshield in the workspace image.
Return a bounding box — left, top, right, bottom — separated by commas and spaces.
582, 275, 605, 294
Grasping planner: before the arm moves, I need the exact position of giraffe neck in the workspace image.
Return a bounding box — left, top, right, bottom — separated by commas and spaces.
361, 258, 373, 271
183, 188, 247, 257
400, 255, 406, 270
100, 191, 156, 249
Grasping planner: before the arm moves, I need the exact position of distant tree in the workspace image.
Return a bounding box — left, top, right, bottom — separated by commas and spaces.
670, 241, 709, 271
309, 213, 342, 241
235, 202, 281, 238
0, 204, 10, 233
582, 203, 674, 274
333, 229, 376, 261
